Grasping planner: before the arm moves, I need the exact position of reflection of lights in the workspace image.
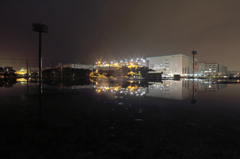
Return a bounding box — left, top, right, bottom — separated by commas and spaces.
17, 78, 27, 82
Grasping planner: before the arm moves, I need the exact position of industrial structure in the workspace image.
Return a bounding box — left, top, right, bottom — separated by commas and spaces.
146, 54, 198, 77
197, 61, 228, 77
95, 58, 147, 70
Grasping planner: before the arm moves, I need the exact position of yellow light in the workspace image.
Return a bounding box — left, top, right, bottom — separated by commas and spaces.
17, 78, 27, 82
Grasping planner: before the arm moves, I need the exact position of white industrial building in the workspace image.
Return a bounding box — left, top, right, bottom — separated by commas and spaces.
146, 54, 197, 77
197, 62, 227, 77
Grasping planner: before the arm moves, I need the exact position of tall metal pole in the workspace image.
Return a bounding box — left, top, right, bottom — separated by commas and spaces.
39, 30, 42, 94
193, 55, 194, 78
52, 60, 53, 80
27, 58, 28, 94
192, 50, 197, 78
27, 59, 28, 78
32, 23, 47, 125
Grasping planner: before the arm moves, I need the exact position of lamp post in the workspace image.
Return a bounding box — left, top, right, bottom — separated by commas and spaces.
191, 50, 197, 104
192, 50, 197, 78
32, 23, 48, 94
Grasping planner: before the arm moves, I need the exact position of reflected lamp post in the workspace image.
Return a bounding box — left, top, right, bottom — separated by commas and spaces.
191, 83, 197, 104
191, 50, 197, 104
32, 23, 48, 94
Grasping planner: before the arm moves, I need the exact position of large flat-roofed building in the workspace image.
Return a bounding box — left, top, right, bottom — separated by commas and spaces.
146, 54, 197, 77
197, 61, 227, 76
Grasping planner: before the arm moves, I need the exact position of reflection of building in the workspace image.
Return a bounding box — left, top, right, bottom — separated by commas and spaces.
197, 79, 227, 91
94, 81, 147, 97
197, 62, 227, 77
146, 54, 197, 77
146, 80, 195, 100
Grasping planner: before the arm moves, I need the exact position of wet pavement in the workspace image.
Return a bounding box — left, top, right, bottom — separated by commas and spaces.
1, 79, 240, 158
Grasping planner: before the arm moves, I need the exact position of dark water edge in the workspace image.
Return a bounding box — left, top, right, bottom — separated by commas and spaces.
1, 87, 240, 159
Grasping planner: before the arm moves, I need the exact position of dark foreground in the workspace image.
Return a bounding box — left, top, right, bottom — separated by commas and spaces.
1, 89, 240, 159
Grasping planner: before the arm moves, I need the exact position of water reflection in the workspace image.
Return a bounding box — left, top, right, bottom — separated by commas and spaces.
198, 79, 227, 91
0, 78, 17, 88
94, 81, 147, 97
93, 79, 227, 101
0, 79, 228, 101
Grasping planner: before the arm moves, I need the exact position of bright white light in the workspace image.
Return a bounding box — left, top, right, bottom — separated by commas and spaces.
131, 59, 133, 61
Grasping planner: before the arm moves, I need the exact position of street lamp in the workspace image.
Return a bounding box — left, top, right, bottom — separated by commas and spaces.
192, 50, 197, 78
32, 23, 48, 94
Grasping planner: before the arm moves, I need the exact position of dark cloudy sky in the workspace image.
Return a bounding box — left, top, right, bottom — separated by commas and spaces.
1, 0, 240, 70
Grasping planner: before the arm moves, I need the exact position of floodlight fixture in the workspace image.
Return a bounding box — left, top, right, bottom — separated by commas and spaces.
32, 23, 48, 33
32, 23, 48, 95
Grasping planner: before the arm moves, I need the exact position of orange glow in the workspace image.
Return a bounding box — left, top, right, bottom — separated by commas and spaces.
16, 69, 27, 75
17, 78, 27, 82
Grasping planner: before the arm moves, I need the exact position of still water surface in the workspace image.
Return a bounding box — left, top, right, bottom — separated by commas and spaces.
1, 78, 240, 158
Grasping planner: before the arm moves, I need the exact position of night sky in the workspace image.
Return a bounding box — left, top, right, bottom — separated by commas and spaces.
1, 0, 240, 70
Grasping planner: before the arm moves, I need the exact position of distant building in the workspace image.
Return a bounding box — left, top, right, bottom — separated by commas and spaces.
57, 63, 93, 70
0, 67, 4, 78
4, 66, 15, 73
228, 70, 239, 77
197, 61, 227, 77
0, 67, 4, 73
146, 54, 197, 77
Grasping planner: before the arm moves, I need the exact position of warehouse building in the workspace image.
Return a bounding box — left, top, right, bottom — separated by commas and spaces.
146, 54, 197, 77
197, 62, 227, 77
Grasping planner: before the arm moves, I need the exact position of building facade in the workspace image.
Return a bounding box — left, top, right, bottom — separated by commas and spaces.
146, 54, 197, 77
197, 62, 227, 77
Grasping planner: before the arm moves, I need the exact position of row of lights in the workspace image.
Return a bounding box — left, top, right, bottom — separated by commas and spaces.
96, 58, 146, 65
